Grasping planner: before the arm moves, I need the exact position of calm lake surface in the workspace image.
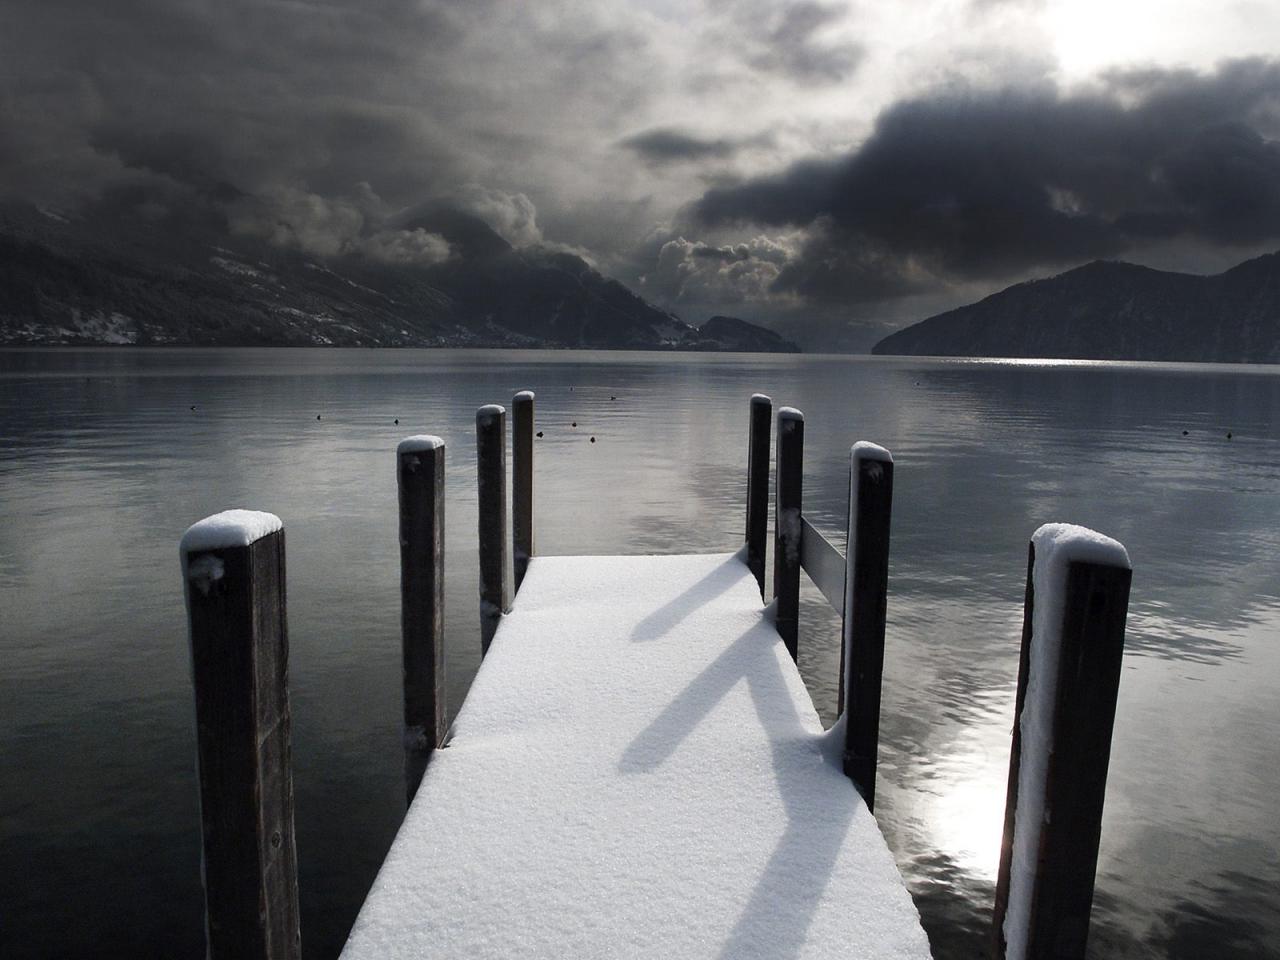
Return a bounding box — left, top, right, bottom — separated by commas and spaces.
2, 347, 1278, 959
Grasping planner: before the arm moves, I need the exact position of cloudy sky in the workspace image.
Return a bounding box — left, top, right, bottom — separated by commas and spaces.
3, 0, 1280, 341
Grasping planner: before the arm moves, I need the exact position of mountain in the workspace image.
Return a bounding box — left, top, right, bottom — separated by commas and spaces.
0, 204, 793, 352
872, 253, 1280, 363
682, 315, 800, 352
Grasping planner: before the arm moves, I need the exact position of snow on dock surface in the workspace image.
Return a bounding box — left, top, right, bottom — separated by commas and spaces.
342, 552, 931, 960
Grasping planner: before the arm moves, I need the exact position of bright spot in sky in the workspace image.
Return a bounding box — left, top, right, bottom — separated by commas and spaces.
1046, 0, 1280, 78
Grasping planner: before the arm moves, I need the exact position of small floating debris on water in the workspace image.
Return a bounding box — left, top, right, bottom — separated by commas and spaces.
536, 431, 544, 438
1227, 431, 1233, 439
590, 436, 596, 443
394, 418, 399, 425
569, 386, 574, 392
316, 414, 322, 421
571, 421, 577, 427
1182, 430, 1188, 435
610, 395, 616, 401
190, 405, 197, 411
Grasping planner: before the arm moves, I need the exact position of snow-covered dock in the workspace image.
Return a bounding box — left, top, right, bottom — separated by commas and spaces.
179, 392, 1134, 960
340, 551, 932, 959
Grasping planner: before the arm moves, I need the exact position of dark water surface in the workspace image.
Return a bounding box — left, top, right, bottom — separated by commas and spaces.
2, 348, 1278, 959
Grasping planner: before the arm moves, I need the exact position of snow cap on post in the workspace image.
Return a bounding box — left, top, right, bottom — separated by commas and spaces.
397, 435, 444, 455
477, 403, 505, 426
181, 509, 282, 554
851, 440, 892, 464
1032, 522, 1130, 573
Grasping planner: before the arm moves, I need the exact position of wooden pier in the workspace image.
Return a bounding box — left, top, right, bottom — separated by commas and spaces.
179, 393, 1133, 960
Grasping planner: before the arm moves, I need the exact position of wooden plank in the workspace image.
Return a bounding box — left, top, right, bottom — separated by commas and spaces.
477, 404, 510, 655
993, 542, 1132, 960
799, 517, 845, 617
772, 407, 804, 661
512, 391, 535, 593
182, 520, 300, 960
397, 437, 446, 800
745, 393, 771, 599
841, 446, 894, 812
993, 542, 1036, 960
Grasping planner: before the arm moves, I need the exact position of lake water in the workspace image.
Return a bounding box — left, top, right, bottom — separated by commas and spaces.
2, 348, 1278, 959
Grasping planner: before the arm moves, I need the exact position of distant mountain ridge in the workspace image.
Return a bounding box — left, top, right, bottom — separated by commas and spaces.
0, 204, 797, 352
683, 315, 800, 353
873, 253, 1280, 363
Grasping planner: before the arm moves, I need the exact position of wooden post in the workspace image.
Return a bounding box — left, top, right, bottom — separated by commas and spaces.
745, 393, 771, 599
477, 404, 510, 655
840, 443, 894, 812
180, 510, 300, 960
397, 436, 446, 800
993, 526, 1132, 960
772, 406, 803, 660
512, 390, 535, 593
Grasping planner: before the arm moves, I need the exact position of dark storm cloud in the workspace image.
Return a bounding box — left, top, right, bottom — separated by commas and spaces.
0, 0, 469, 209
88, 127, 229, 191
8, 0, 1280, 323
706, 0, 865, 86
620, 129, 740, 164
693, 58, 1280, 300
0, 0, 675, 256
749, 1, 865, 84
770, 222, 926, 302
619, 128, 772, 166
